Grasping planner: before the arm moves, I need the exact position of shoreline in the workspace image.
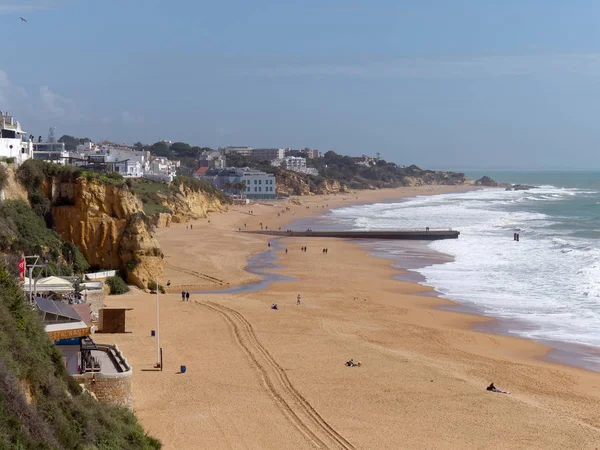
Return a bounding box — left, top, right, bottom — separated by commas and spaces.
355, 238, 600, 374
102, 185, 600, 449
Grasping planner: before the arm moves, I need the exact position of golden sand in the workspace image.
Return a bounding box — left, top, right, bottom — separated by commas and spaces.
103, 186, 600, 449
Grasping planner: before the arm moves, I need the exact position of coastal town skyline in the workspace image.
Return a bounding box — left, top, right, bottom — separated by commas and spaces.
3, 1, 600, 171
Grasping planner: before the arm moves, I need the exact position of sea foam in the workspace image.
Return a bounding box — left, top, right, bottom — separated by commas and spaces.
328, 186, 600, 347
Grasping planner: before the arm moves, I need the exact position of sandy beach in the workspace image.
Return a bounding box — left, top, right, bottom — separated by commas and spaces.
103, 186, 600, 449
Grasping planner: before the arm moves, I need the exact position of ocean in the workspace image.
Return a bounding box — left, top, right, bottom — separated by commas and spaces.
313, 171, 600, 366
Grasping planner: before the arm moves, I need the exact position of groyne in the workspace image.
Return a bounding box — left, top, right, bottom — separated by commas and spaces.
241, 230, 460, 240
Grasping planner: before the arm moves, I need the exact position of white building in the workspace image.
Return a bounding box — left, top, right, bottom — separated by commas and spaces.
199, 151, 226, 169
196, 167, 276, 199
76, 141, 95, 152
272, 156, 307, 170
0, 111, 32, 164
114, 160, 143, 177
252, 148, 286, 161
32, 142, 69, 165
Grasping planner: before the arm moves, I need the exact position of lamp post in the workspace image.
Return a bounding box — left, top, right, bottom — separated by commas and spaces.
155, 273, 161, 369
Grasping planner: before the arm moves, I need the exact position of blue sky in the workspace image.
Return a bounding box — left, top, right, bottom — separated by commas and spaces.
2, 0, 600, 169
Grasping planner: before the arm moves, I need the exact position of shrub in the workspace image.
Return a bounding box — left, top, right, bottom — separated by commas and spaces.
125, 259, 140, 272
0, 164, 7, 191
106, 276, 130, 295
0, 263, 160, 448
147, 280, 165, 293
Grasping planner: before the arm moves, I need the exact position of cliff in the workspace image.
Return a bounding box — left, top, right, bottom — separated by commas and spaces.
136, 180, 226, 228
274, 165, 466, 195
275, 169, 347, 196
9, 161, 230, 289
51, 178, 163, 288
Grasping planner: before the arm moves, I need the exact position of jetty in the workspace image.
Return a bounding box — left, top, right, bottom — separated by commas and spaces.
241, 230, 459, 240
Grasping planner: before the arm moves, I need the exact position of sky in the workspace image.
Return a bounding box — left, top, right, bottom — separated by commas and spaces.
2, 0, 600, 170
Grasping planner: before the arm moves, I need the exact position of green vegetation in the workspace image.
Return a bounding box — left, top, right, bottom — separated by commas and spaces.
306, 151, 466, 189
0, 200, 89, 276
58, 135, 92, 151
146, 280, 165, 294
126, 179, 172, 216
128, 176, 231, 217
0, 164, 7, 191
148, 141, 212, 160
106, 276, 130, 295
0, 263, 161, 449
172, 176, 232, 204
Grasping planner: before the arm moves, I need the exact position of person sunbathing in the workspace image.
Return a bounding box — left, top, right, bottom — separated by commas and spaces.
486, 382, 510, 394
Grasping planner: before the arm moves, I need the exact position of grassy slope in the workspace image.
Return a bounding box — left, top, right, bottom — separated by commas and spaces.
0, 264, 161, 450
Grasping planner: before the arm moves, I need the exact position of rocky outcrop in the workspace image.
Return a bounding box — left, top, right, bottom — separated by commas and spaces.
150, 183, 225, 227
474, 176, 498, 187
400, 171, 468, 187
505, 184, 537, 191
275, 170, 347, 196
0, 164, 28, 203
50, 179, 163, 289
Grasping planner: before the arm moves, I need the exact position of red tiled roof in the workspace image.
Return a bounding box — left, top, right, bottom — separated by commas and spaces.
194, 167, 209, 175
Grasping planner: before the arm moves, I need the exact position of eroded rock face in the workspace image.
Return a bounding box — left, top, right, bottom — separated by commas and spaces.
51, 179, 163, 288
147, 184, 226, 228
276, 170, 347, 196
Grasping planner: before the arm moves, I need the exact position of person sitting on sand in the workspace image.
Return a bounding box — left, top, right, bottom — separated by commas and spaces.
486, 382, 510, 394
271, 303, 278, 310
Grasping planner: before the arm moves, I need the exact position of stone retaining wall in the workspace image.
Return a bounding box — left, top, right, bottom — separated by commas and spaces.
74, 344, 133, 409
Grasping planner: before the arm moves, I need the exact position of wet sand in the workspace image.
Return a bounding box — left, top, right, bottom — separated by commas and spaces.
102, 185, 600, 449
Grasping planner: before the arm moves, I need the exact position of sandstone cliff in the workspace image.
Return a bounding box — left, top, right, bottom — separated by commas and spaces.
275, 170, 347, 196
50, 178, 163, 288
147, 182, 226, 228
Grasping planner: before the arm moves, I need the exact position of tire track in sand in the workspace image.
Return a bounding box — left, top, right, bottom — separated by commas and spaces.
165, 262, 224, 285
199, 301, 356, 450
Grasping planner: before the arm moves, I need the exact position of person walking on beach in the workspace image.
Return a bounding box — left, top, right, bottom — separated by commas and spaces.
186, 291, 190, 302
285, 248, 288, 254
191, 224, 193, 230
181, 291, 185, 302
297, 294, 301, 305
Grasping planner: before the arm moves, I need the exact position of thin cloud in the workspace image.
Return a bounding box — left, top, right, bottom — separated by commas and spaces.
40, 85, 80, 119
120, 110, 143, 125
0, 0, 58, 13
0, 69, 27, 108
233, 53, 600, 79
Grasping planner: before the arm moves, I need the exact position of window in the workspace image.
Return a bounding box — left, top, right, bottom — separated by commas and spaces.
254, 187, 257, 192
259, 180, 262, 184
259, 187, 262, 192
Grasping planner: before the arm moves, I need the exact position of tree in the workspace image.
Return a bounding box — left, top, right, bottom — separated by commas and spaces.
224, 181, 233, 193
280, 160, 288, 170
234, 182, 246, 195
170, 142, 195, 158
58, 135, 79, 151
149, 141, 172, 158
133, 141, 144, 150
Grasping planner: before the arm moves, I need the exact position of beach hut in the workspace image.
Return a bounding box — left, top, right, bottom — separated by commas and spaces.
98, 307, 133, 333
